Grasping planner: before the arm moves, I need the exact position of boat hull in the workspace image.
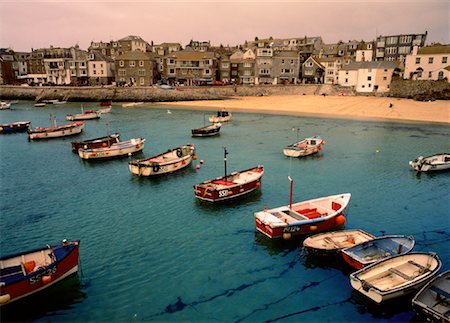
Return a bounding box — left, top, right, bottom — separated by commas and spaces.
66, 113, 100, 121
349, 252, 441, 304
254, 193, 351, 239
409, 153, 450, 172
0, 240, 80, 306
283, 136, 326, 158
78, 138, 145, 159
28, 122, 84, 140
194, 166, 264, 202
71, 133, 120, 152
191, 124, 221, 137
128, 144, 195, 176
0, 122, 31, 134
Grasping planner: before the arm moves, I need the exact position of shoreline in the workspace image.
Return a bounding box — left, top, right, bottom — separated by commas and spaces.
158, 95, 450, 125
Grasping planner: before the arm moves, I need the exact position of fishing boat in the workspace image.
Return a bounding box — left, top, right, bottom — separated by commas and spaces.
193, 147, 264, 202
71, 133, 120, 152
128, 144, 196, 176
0, 121, 31, 134
0, 239, 80, 306
0, 101, 11, 110
122, 102, 144, 107
283, 135, 326, 158
341, 235, 415, 270
34, 102, 46, 107
99, 100, 112, 107
191, 123, 221, 137
78, 137, 145, 160
409, 153, 450, 172
302, 229, 375, 255
28, 115, 84, 140
66, 106, 101, 121
208, 110, 232, 123
255, 176, 351, 239
412, 270, 450, 322
42, 99, 67, 105
349, 252, 442, 304
97, 106, 112, 114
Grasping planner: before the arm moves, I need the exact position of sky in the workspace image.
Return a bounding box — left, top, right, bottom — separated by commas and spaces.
0, 0, 448, 52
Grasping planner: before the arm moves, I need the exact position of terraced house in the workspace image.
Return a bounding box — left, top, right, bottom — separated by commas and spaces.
404, 44, 450, 81
114, 50, 154, 86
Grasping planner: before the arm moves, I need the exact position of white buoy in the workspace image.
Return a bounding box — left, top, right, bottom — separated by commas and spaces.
200, 160, 204, 164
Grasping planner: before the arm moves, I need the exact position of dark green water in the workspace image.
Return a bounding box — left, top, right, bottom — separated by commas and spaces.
1, 101, 449, 322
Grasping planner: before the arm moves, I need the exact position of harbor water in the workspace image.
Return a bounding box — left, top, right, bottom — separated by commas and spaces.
1, 101, 449, 322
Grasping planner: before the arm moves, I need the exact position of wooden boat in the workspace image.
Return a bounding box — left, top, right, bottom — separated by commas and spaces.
0, 101, 11, 110
41, 99, 67, 105
409, 153, 450, 172
412, 270, 450, 322
209, 110, 232, 123
28, 116, 84, 140
66, 106, 101, 121
129, 144, 196, 176
191, 123, 221, 137
341, 235, 415, 270
0, 121, 31, 134
34, 103, 46, 107
71, 133, 120, 152
193, 147, 263, 202
302, 229, 375, 255
255, 182, 351, 240
349, 252, 442, 304
97, 106, 111, 114
78, 137, 145, 159
0, 239, 80, 306
122, 102, 144, 107
283, 135, 326, 158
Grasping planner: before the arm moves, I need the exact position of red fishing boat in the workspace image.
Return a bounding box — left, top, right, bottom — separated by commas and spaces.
193, 148, 264, 202
0, 240, 80, 306
255, 177, 351, 239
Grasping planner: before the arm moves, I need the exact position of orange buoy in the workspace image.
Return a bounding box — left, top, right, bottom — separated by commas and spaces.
42, 275, 52, 284
256, 182, 261, 187
335, 215, 346, 226
102, 142, 107, 147
196, 164, 201, 170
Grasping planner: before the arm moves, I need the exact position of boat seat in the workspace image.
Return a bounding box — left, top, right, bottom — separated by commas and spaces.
388, 268, 414, 281
430, 286, 450, 300
407, 260, 430, 273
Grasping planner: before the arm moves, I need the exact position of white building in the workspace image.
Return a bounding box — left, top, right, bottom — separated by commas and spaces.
404, 45, 450, 81
338, 61, 397, 93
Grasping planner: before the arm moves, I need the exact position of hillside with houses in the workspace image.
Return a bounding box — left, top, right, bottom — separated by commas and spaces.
1, 32, 449, 98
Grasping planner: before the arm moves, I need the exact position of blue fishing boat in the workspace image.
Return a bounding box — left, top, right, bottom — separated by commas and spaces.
0, 121, 31, 134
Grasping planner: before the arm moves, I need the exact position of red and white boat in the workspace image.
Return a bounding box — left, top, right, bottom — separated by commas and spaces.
283, 135, 326, 158
28, 115, 84, 140
255, 177, 351, 239
0, 240, 80, 306
193, 148, 264, 202
66, 105, 101, 121
78, 137, 145, 159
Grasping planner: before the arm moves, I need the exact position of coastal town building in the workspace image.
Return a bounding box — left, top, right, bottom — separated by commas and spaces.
149, 42, 183, 81
230, 48, 256, 85
338, 61, 397, 93
89, 35, 147, 60
87, 51, 115, 85
318, 56, 352, 85
301, 56, 325, 84
114, 50, 155, 86
255, 46, 274, 84
375, 31, 427, 63
185, 40, 211, 52
0, 48, 18, 85
404, 45, 450, 81
272, 50, 300, 84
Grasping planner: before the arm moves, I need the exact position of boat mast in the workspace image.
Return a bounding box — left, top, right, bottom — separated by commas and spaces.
288, 176, 293, 210
223, 147, 228, 180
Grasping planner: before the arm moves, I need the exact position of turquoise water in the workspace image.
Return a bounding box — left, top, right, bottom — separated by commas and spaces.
1, 101, 449, 322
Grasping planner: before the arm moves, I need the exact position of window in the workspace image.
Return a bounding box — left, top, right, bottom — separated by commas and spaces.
93, 70, 96, 75
93, 64, 96, 68
428, 57, 434, 64
383, 76, 387, 81
428, 72, 432, 78
442, 57, 447, 64
415, 58, 421, 64
139, 60, 144, 67
438, 71, 444, 80
118, 69, 126, 76
169, 68, 175, 74
140, 77, 145, 85
138, 69, 145, 76
119, 60, 124, 67
367, 76, 372, 81
129, 61, 135, 67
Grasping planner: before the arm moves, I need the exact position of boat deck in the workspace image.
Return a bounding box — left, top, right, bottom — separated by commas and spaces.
272, 203, 330, 223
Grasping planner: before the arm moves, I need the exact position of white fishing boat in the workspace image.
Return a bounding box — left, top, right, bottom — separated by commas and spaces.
28, 115, 84, 140
122, 102, 144, 107
302, 229, 375, 255
209, 110, 232, 123
129, 144, 196, 176
350, 252, 441, 304
97, 106, 112, 114
0, 101, 11, 110
66, 106, 101, 121
283, 135, 326, 158
78, 137, 145, 159
409, 153, 450, 172
412, 270, 450, 322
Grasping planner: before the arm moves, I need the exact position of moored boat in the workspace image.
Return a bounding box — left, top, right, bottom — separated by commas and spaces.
42, 99, 67, 105
28, 116, 84, 140
0, 121, 31, 134
78, 137, 145, 159
129, 144, 196, 176
409, 153, 450, 172
302, 229, 375, 255
71, 133, 120, 152
66, 106, 101, 121
209, 110, 232, 123
0, 101, 11, 110
97, 106, 112, 114
34, 103, 46, 107
0, 239, 80, 306
349, 252, 441, 304
122, 102, 144, 107
193, 148, 263, 202
283, 135, 326, 158
191, 123, 221, 137
412, 270, 450, 322
341, 235, 415, 270
254, 186, 351, 239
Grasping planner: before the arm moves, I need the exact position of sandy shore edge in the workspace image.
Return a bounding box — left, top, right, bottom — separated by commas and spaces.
156, 95, 450, 125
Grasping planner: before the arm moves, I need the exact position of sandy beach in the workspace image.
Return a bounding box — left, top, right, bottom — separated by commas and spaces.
160, 95, 450, 124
